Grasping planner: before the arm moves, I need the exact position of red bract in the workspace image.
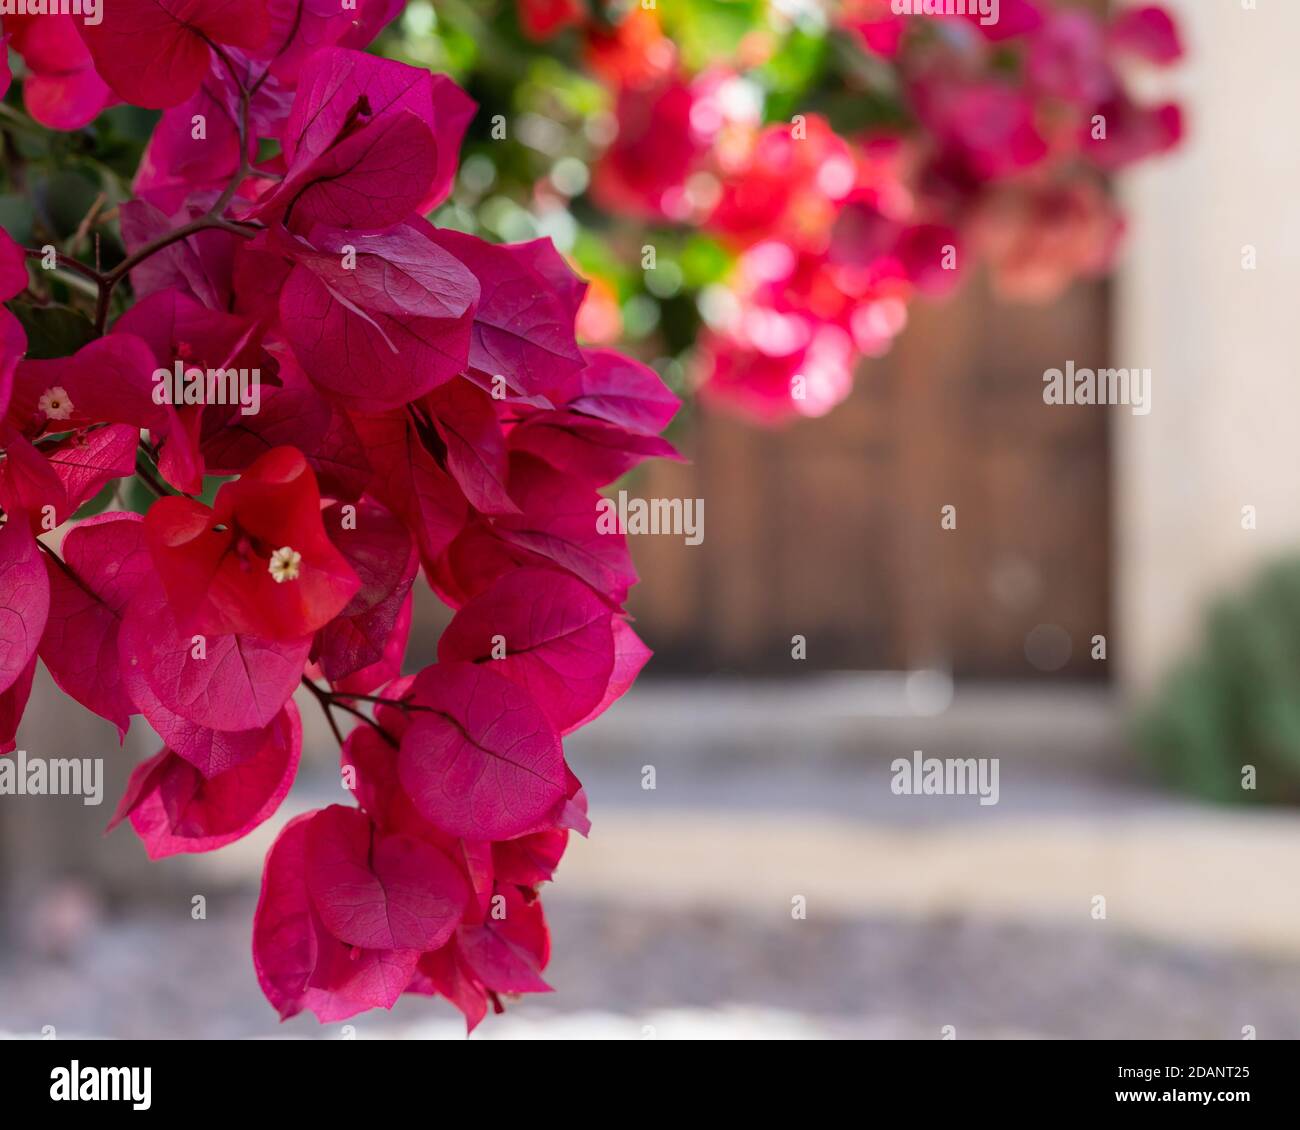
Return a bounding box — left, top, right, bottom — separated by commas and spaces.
497, 454, 639, 604
350, 410, 469, 568
144, 446, 359, 641
275, 223, 478, 410
38, 514, 152, 738
564, 349, 682, 436
0, 230, 26, 301
398, 662, 568, 840
119, 584, 312, 733
423, 380, 517, 516
198, 344, 369, 502
0, 515, 49, 700
254, 49, 475, 230
0, 233, 24, 423
438, 567, 617, 735
518, 0, 585, 42
134, 63, 291, 214
120, 199, 241, 312
254, 0, 407, 86
304, 804, 466, 951
573, 1, 1185, 423
1108, 5, 1184, 66
77, 0, 270, 109
593, 76, 710, 220
6, 14, 114, 130
315, 499, 418, 683
8, 335, 197, 501
710, 116, 856, 249
425, 230, 587, 400
109, 702, 301, 858
3, 0, 678, 1035
455, 883, 551, 993
254, 812, 423, 1022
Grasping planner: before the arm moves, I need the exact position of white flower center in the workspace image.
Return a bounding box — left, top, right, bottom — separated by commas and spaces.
268, 546, 302, 584
39, 387, 73, 422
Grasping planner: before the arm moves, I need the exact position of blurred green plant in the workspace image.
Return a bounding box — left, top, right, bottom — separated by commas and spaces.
1136, 559, 1300, 806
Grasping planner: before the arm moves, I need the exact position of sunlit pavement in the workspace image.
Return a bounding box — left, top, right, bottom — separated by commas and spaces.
4, 681, 1300, 1039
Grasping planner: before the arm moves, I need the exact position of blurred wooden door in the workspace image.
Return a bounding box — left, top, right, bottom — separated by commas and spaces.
627, 276, 1111, 679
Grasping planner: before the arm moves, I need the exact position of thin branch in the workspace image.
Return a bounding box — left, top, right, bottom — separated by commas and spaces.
301, 677, 347, 748
325, 690, 434, 714
35, 538, 81, 586
132, 450, 176, 500
67, 193, 109, 260
94, 214, 254, 331
23, 247, 107, 288
92, 43, 258, 332
301, 678, 401, 750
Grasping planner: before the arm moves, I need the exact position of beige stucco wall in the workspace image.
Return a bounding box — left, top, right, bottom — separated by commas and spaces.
1115, 0, 1300, 692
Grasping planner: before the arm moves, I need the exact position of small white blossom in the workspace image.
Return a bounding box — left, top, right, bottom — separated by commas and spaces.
39, 387, 73, 421
268, 546, 302, 584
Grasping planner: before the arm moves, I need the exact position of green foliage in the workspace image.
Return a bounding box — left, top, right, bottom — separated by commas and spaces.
1135, 559, 1300, 805
10, 304, 97, 359
661, 0, 768, 72
1, 85, 155, 321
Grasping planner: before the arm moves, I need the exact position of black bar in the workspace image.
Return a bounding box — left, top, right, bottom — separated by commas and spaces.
0, 1038, 1291, 1115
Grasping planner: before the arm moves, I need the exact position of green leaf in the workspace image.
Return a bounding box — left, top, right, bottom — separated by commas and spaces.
9, 303, 97, 359
36, 170, 103, 241
663, 0, 768, 72
69, 479, 121, 522
120, 475, 155, 517
680, 235, 734, 289
0, 195, 37, 244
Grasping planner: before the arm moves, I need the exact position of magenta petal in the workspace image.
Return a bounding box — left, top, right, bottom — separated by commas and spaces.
278, 223, 478, 411
262, 108, 438, 232
120, 199, 237, 311
565, 617, 651, 734
44, 425, 139, 516
77, 0, 270, 109
351, 412, 468, 568
398, 663, 567, 840
456, 886, 551, 994
1108, 5, 1184, 65
438, 567, 616, 734
0, 308, 26, 422
508, 411, 683, 485
0, 656, 37, 755
118, 586, 310, 733
425, 230, 586, 398
304, 804, 467, 951
0, 515, 50, 697
121, 651, 286, 779
0, 229, 27, 301
256, 0, 406, 86
38, 514, 150, 737
24, 61, 113, 131
316, 499, 418, 683
426, 379, 518, 516
113, 702, 301, 858
567, 349, 682, 435
495, 454, 638, 605
254, 811, 421, 1023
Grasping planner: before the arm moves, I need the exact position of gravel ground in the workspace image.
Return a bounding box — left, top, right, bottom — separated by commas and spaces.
4, 684, 1295, 1040
3, 892, 1299, 1040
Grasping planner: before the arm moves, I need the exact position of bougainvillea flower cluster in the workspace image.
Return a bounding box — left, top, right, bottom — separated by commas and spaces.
1, 1, 678, 1030
520, 0, 1185, 423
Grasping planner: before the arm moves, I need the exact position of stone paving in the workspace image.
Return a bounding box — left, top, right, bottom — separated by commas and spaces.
3, 680, 1298, 1039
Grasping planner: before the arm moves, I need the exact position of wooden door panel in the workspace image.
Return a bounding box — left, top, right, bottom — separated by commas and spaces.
625, 275, 1111, 678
